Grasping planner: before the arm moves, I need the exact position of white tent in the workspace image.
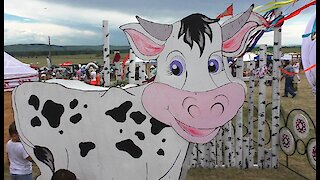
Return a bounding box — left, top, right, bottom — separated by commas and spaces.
280, 53, 293, 61
242, 52, 257, 62
4, 52, 39, 91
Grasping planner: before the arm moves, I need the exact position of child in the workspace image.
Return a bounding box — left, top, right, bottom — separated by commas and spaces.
6, 121, 33, 180
51, 169, 77, 180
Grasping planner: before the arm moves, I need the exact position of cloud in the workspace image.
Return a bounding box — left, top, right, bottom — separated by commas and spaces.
4, 0, 316, 46
4, 21, 99, 45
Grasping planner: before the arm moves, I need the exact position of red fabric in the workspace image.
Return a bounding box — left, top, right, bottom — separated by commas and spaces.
272, 0, 316, 28
216, 4, 233, 19
280, 64, 316, 75
122, 54, 130, 67
59, 61, 73, 66
96, 73, 101, 86
113, 53, 121, 63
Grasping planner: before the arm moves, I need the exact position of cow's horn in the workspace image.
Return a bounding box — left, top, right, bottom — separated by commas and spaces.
136, 16, 173, 41
222, 4, 254, 42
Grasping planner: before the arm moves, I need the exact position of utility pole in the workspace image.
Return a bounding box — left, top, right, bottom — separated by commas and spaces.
47, 36, 52, 68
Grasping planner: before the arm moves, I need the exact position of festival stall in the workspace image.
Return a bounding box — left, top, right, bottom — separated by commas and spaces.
4, 52, 39, 91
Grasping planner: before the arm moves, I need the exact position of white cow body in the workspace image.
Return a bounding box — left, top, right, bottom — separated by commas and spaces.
13, 80, 189, 180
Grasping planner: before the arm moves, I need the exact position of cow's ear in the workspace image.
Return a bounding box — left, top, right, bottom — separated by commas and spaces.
222, 4, 267, 58
120, 16, 173, 60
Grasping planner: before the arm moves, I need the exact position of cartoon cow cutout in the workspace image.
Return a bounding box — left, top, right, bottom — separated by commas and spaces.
12, 5, 267, 180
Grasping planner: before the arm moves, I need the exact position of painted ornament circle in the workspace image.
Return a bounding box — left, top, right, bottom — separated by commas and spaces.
292, 114, 309, 139
307, 138, 316, 170
279, 127, 295, 155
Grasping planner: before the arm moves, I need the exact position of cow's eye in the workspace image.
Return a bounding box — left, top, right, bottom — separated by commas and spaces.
208, 59, 219, 73
208, 55, 223, 74
170, 60, 183, 76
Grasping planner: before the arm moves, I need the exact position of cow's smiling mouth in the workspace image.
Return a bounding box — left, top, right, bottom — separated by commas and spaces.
175, 119, 218, 137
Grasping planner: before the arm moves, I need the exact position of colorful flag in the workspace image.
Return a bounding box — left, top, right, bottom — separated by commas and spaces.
216, 4, 233, 19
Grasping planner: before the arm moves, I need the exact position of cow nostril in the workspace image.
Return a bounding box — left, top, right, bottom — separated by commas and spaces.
187, 105, 200, 118
210, 102, 224, 115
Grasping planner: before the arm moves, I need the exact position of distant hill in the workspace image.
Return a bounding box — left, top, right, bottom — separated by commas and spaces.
4, 44, 301, 57
4, 44, 130, 56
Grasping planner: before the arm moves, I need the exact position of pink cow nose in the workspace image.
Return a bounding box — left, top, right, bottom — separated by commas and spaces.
187, 105, 200, 118
182, 95, 226, 119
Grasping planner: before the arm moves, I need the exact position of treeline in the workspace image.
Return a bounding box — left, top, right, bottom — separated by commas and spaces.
6, 50, 104, 57
4, 44, 130, 57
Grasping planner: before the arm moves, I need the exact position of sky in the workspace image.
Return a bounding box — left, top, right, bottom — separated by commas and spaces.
4, 0, 316, 46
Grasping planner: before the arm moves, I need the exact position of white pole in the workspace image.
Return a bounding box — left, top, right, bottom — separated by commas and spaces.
257, 44, 267, 168
103, 20, 110, 87
128, 49, 136, 84
271, 0, 282, 168
235, 57, 244, 168
248, 60, 256, 168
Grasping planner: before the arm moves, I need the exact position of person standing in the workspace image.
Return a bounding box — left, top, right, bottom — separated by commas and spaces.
281, 60, 296, 98
292, 60, 301, 83
6, 121, 33, 180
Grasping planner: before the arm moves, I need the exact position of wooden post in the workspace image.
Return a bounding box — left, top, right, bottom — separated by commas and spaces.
257, 44, 267, 168
103, 20, 110, 87
271, 1, 282, 168
235, 57, 244, 168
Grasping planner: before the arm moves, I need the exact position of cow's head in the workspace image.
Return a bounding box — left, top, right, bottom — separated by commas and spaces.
120, 5, 267, 143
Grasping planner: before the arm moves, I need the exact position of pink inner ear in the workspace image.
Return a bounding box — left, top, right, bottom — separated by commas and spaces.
125, 29, 164, 56
222, 22, 257, 53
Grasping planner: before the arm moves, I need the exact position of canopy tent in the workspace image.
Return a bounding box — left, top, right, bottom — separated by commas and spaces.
4, 52, 39, 91
280, 53, 293, 61
59, 61, 73, 66
242, 52, 258, 62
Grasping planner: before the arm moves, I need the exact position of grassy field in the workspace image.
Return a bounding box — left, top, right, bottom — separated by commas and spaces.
4, 53, 315, 179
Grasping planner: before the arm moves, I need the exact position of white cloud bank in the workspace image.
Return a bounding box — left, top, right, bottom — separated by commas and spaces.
4, 0, 315, 46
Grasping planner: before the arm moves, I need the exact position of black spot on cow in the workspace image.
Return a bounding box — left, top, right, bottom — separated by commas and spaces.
150, 117, 170, 135
157, 149, 165, 156
116, 139, 142, 158
120, 129, 123, 133
41, 100, 64, 128
69, 99, 78, 109
162, 139, 166, 143
34, 145, 55, 173
84, 104, 88, 108
28, 95, 40, 110
79, 142, 96, 157
59, 130, 63, 135
105, 101, 132, 123
135, 131, 145, 140
130, 111, 146, 124
31, 116, 41, 127
70, 113, 82, 124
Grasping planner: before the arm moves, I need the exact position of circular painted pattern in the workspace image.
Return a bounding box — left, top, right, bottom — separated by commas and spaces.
279, 127, 295, 156
292, 114, 309, 139
307, 138, 316, 170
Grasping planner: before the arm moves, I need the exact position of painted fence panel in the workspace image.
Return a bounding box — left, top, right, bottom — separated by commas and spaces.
188, 45, 277, 169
